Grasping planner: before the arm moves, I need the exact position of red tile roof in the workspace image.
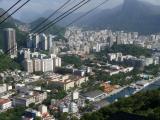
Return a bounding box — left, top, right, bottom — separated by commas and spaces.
0, 98, 11, 105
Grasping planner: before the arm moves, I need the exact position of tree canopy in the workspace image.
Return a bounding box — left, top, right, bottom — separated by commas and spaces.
81, 89, 160, 120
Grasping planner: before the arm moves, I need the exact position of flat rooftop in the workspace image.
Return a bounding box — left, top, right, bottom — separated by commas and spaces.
83, 90, 105, 98
0, 98, 11, 105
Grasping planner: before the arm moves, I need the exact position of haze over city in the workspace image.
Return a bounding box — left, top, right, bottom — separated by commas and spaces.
0, 0, 160, 22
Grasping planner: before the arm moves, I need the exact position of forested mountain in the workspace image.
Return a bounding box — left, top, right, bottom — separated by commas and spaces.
81, 89, 160, 120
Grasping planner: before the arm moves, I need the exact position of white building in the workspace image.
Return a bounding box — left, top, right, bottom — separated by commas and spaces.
59, 104, 69, 113
72, 91, 79, 100
48, 34, 56, 49
69, 102, 78, 113
83, 90, 107, 102
33, 58, 42, 72
13, 92, 47, 107
145, 58, 153, 66
3, 28, 17, 58
53, 57, 62, 68
0, 84, 7, 94
42, 58, 54, 72
21, 48, 31, 60
24, 60, 33, 73
40, 33, 48, 50
0, 98, 12, 110
34, 34, 40, 49
38, 105, 48, 114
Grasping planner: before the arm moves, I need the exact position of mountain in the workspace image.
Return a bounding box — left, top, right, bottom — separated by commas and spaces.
77, 0, 160, 34
30, 17, 66, 40
0, 8, 25, 26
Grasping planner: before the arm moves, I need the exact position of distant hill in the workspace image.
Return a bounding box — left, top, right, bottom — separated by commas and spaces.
30, 17, 66, 40
0, 8, 25, 26
77, 0, 160, 34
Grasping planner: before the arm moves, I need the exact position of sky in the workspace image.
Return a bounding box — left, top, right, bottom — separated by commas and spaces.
0, 0, 160, 22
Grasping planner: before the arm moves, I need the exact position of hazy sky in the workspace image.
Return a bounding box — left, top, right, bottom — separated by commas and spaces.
0, 0, 160, 22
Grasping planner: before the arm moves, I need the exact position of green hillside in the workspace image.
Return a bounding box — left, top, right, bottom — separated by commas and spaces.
81, 89, 160, 120
30, 17, 66, 41
0, 54, 21, 72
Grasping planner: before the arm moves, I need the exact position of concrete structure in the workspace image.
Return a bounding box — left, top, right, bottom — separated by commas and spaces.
13, 91, 47, 107
0, 98, 12, 110
50, 75, 88, 91
33, 58, 42, 72
48, 34, 56, 49
0, 84, 7, 94
23, 51, 62, 73
73, 69, 85, 77
40, 33, 48, 50
69, 102, 78, 113
145, 58, 153, 66
53, 57, 62, 68
24, 60, 34, 73
3, 28, 17, 58
42, 58, 54, 72
38, 105, 48, 114
83, 90, 107, 102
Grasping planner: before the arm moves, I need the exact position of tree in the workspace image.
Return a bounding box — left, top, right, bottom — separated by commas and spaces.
62, 55, 82, 68
81, 89, 160, 120
0, 54, 21, 72
59, 112, 68, 120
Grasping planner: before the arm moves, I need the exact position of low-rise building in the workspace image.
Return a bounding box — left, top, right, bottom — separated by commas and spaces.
0, 98, 12, 110
0, 84, 7, 94
13, 91, 47, 107
83, 90, 107, 102
50, 75, 88, 91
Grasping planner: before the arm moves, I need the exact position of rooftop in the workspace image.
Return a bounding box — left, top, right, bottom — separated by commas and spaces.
83, 90, 105, 98
0, 98, 11, 105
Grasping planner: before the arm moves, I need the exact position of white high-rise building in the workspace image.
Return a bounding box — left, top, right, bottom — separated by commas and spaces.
48, 34, 56, 49
40, 33, 48, 50
34, 34, 40, 49
53, 57, 62, 68
3, 28, 17, 58
23, 48, 31, 60
38, 105, 48, 114
24, 60, 33, 73
33, 58, 42, 72
41, 58, 53, 72
0, 84, 7, 94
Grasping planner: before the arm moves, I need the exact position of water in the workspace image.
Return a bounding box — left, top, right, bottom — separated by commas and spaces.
106, 87, 136, 103
141, 79, 160, 91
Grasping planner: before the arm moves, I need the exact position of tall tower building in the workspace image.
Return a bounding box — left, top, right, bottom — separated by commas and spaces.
33, 58, 42, 72
48, 34, 56, 49
3, 28, 17, 58
34, 34, 40, 49
53, 57, 62, 68
24, 60, 33, 73
41, 58, 53, 72
27, 33, 33, 48
40, 33, 48, 50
